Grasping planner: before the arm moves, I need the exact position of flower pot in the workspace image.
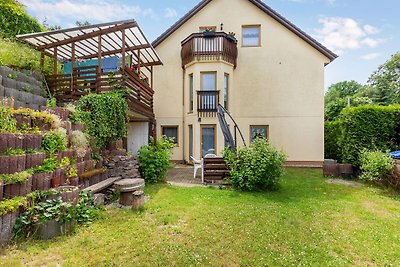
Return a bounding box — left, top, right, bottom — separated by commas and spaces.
51, 177, 61, 188
0, 210, 20, 245
53, 186, 79, 204
13, 114, 31, 129
3, 176, 32, 198
32, 173, 52, 191
0, 155, 26, 174
323, 163, 340, 177
23, 133, 42, 151
68, 176, 79, 186
203, 31, 216, 38
339, 164, 353, 179
25, 153, 46, 169
34, 220, 75, 240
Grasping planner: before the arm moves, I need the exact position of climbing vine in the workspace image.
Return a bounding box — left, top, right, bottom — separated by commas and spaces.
75, 92, 128, 148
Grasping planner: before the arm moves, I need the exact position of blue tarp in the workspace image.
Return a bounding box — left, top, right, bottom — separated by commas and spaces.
389, 151, 400, 159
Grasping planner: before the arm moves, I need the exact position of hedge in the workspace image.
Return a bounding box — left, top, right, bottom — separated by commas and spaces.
340, 105, 400, 166
324, 120, 342, 162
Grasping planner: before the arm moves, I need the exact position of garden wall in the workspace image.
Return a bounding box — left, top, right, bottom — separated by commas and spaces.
0, 66, 47, 110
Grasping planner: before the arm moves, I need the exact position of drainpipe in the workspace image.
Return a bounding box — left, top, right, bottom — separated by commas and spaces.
182, 67, 186, 164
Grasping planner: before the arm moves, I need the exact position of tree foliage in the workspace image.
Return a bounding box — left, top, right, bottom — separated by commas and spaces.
0, 0, 44, 39
367, 52, 400, 105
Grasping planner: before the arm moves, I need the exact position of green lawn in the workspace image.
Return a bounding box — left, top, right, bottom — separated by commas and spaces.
1, 168, 400, 266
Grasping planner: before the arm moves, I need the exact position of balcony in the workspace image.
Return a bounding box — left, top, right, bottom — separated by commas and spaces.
181, 32, 238, 68
197, 90, 220, 116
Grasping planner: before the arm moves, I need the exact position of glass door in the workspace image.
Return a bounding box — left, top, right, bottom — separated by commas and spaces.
200, 72, 217, 111
201, 125, 216, 157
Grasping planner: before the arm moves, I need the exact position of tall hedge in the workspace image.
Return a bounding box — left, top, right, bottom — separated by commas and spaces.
340, 105, 400, 166
324, 120, 342, 162
0, 0, 44, 39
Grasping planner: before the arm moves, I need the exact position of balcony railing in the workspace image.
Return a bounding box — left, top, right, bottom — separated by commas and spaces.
181, 32, 238, 68
197, 90, 219, 116
46, 65, 154, 118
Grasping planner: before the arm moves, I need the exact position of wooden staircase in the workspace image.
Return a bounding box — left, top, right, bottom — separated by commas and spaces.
203, 157, 230, 184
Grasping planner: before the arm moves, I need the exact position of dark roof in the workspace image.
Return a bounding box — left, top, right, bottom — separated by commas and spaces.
152, 0, 338, 62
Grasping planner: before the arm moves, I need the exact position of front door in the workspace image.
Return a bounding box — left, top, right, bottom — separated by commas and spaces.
201, 125, 216, 157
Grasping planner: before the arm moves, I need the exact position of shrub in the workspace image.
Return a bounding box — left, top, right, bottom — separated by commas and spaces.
0, 106, 17, 133
324, 120, 342, 161
41, 130, 67, 155
223, 138, 286, 191
138, 136, 175, 183
340, 105, 400, 166
0, 196, 27, 216
0, 171, 31, 185
34, 157, 59, 173
75, 92, 128, 148
70, 130, 89, 158
359, 150, 394, 182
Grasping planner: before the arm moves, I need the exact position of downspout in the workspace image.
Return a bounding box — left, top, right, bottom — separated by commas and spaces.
182, 67, 186, 164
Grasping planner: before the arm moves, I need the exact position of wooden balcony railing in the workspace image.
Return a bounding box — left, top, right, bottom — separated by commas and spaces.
46, 65, 154, 118
197, 90, 219, 116
181, 32, 238, 68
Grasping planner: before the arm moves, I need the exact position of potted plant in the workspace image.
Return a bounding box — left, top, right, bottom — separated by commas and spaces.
203, 28, 216, 38
227, 32, 237, 43
65, 166, 79, 186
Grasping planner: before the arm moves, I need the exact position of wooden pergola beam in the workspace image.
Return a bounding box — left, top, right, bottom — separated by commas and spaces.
78, 44, 151, 60
39, 21, 137, 50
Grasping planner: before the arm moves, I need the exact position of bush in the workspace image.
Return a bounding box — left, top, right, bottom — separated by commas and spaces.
324, 120, 342, 161
70, 130, 89, 158
75, 92, 128, 148
0, 106, 17, 133
223, 138, 286, 191
340, 105, 400, 166
41, 130, 67, 155
359, 150, 394, 182
138, 136, 175, 183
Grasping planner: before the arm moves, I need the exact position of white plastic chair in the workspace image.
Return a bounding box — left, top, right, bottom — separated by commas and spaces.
190, 156, 203, 179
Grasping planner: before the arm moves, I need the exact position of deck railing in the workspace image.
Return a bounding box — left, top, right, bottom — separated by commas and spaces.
46, 65, 154, 118
181, 32, 238, 68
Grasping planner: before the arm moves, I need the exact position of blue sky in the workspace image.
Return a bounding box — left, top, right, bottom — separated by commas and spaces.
21, 0, 399, 90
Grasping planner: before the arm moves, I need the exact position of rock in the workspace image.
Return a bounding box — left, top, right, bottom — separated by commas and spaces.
93, 193, 105, 206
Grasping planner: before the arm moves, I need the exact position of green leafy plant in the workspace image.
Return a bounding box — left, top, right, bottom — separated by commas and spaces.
138, 136, 175, 183
59, 157, 70, 167
75, 92, 128, 148
3, 148, 25, 156
46, 98, 57, 108
223, 138, 286, 191
74, 191, 101, 224
34, 157, 59, 173
41, 130, 67, 155
0, 196, 27, 216
0, 106, 17, 133
359, 150, 394, 182
0, 171, 31, 185
65, 166, 78, 178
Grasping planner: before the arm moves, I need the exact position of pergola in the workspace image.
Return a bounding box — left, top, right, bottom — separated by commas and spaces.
17, 19, 162, 120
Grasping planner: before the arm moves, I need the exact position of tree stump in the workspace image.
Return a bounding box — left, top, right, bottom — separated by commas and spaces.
114, 178, 145, 206
132, 190, 144, 210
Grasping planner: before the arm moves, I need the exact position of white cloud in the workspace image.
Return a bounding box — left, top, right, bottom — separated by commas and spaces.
164, 8, 178, 19
314, 17, 385, 54
361, 53, 381, 61
20, 0, 155, 25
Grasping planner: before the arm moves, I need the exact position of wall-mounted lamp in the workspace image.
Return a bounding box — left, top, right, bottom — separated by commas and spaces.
220, 23, 224, 31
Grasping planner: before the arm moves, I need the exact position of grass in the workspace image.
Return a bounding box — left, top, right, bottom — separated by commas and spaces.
1, 168, 400, 266
0, 37, 53, 74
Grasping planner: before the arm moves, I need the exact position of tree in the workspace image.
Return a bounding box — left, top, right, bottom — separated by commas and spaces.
75, 21, 91, 27
0, 0, 44, 39
367, 52, 400, 105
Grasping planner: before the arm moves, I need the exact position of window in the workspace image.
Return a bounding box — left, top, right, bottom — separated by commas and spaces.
250, 125, 269, 143
201, 72, 217, 91
224, 73, 229, 110
242, 25, 261, 47
162, 126, 178, 145
189, 74, 194, 112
